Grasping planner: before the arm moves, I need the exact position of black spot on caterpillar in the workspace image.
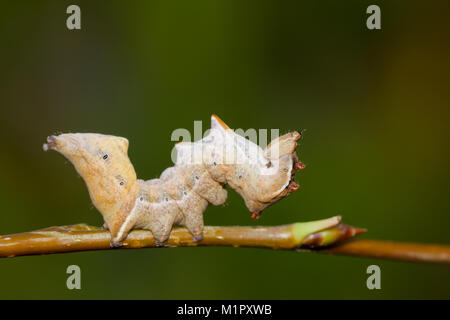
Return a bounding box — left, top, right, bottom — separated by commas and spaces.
43, 115, 304, 246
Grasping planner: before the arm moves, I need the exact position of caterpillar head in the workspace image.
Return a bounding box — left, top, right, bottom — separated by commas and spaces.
208, 115, 304, 219
239, 131, 304, 219
43, 133, 138, 243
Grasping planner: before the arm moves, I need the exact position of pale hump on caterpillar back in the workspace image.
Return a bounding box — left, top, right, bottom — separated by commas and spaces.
43, 115, 304, 247
43, 133, 138, 243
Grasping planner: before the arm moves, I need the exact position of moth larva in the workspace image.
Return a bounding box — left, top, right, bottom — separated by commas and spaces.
43, 115, 304, 246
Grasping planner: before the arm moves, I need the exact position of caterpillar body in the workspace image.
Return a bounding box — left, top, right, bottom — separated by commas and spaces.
43, 115, 304, 246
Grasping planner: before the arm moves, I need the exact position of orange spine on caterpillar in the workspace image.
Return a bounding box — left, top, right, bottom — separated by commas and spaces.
43, 115, 304, 246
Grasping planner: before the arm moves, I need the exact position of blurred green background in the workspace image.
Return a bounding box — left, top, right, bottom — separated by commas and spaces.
0, 0, 449, 299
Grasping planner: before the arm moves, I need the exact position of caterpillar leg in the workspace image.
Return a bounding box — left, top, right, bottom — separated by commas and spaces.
182, 211, 205, 241
150, 212, 179, 245
109, 208, 140, 247
133, 204, 179, 246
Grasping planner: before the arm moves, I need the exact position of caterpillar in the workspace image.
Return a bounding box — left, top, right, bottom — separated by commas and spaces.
43, 115, 304, 246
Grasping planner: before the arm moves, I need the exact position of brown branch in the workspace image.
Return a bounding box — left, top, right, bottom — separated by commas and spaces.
311, 240, 450, 263
1, 222, 449, 263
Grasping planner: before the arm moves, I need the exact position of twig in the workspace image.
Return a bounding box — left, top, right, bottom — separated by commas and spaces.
1, 221, 449, 263
312, 240, 450, 263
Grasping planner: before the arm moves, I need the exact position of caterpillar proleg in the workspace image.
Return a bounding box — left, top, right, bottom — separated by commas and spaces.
43, 115, 304, 246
